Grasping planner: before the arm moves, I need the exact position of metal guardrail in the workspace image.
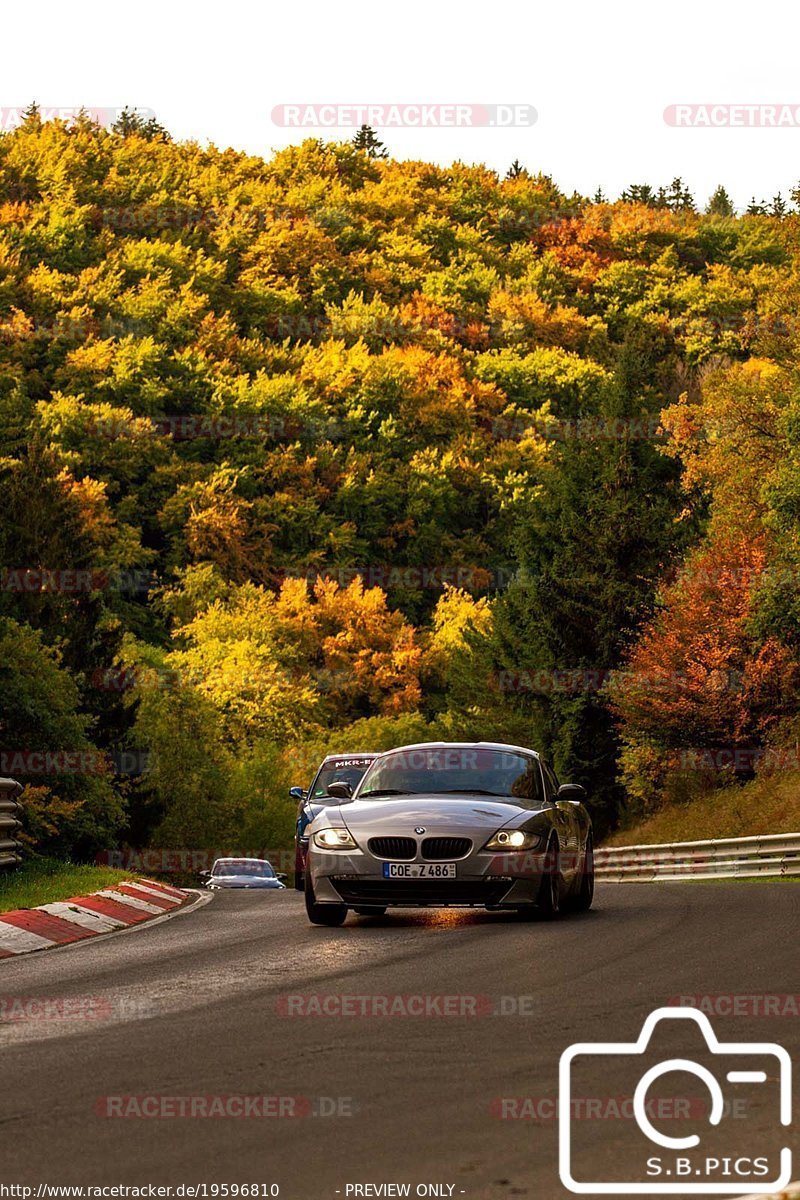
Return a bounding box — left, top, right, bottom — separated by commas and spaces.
0, 778, 23, 869
595, 831, 800, 882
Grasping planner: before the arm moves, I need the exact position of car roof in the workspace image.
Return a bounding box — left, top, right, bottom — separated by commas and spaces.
213, 857, 272, 865
372, 741, 541, 758
320, 752, 379, 763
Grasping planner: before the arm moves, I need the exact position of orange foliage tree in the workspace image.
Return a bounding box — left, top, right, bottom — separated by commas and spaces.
607, 534, 800, 804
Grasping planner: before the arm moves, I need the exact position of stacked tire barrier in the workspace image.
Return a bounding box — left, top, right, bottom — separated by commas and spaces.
0, 778, 23, 870
595, 832, 800, 882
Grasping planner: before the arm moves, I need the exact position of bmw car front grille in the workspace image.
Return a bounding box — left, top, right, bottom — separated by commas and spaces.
367, 836, 416, 860
421, 837, 472, 860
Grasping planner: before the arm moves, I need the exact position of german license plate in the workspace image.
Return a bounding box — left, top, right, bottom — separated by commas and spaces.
382, 862, 456, 879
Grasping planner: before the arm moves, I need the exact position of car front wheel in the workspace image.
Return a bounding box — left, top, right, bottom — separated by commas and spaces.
304, 872, 348, 926
565, 834, 594, 913
537, 836, 561, 919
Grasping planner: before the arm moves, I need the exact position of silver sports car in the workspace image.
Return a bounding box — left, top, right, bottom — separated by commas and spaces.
304, 741, 593, 925
204, 858, 287, 890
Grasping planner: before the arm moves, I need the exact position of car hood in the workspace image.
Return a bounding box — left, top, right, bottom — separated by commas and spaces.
303, 802, 328, 824
336, 794, 546, 835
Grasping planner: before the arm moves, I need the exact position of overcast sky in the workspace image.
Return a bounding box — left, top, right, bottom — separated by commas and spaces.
5, 0, 800, 210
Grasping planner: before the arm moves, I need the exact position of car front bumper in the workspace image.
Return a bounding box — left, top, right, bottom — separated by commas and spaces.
308, 846, 548, 908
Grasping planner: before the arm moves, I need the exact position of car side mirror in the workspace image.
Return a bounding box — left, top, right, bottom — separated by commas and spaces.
326, 780, 352, 800
289, 786, 306, 802
199, 869, 211, 877
557, 783, 587, 804
276, 873, 287, 883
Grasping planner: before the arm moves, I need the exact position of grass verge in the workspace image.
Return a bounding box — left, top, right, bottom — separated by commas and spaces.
0, 857, 136, 914
606, 770, 800, 846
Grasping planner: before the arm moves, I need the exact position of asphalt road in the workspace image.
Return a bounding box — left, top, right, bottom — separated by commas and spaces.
0, 884, 797, 1200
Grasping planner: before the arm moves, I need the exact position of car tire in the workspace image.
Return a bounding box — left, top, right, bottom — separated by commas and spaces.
353, 906, 387, 916
565, 834, 594, 913
537, 836, 561, 919
304, 872, 348, 926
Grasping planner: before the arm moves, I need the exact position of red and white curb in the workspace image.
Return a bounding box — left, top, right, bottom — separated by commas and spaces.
0, 879, 193, 957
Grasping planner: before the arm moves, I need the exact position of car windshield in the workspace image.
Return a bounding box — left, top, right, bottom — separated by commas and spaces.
311, 759, 373, 799
357, 748, 544, 803
213, 860, 274, 877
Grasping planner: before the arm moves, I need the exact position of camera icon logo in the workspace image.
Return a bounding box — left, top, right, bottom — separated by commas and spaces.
559, 1007, 792, 1194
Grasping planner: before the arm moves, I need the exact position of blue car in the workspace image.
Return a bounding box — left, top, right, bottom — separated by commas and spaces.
291, 754, 378, 889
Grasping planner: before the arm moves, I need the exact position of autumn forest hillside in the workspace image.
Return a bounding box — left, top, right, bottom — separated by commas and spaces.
2, 110, 800, 857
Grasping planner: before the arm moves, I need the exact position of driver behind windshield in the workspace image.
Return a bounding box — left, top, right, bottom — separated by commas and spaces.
213, 861, 275, 877
360, 749, 541, 800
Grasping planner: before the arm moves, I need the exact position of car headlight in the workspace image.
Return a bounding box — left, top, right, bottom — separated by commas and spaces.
313, 828, 357, 850
483, 829, 544, 851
